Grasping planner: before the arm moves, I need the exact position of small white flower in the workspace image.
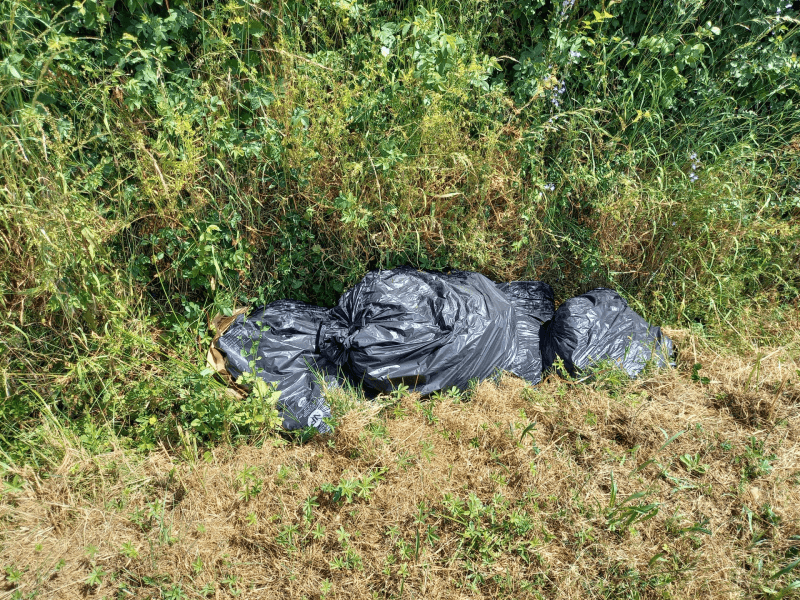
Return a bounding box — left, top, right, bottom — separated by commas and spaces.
381, 46, 391, 57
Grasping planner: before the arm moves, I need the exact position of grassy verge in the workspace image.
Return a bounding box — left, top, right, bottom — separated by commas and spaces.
1, 0, 799, 594
2, 329, 798, 599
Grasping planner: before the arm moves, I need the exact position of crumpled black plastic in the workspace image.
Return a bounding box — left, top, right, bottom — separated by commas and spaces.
320, 267, 520, 394
214, 300, 341, 432
495, 281, 554, 384
540, 288, 673, 377
214, 273, 673, 434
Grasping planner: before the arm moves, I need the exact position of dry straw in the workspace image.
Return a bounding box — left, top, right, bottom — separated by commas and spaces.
2, 328, 799, 599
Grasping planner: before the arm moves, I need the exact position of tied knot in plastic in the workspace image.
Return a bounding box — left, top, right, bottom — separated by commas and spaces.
319, 322, 352, 366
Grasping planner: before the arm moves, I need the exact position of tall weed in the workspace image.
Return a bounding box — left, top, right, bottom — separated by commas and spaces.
1, 0, 798, 458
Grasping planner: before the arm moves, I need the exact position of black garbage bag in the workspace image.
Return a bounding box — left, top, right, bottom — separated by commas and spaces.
540, 288, 673, 377
496, 281, 555, 323
496, 281, 555, 384
320, 267, 520, 394
215, 300, 342, 433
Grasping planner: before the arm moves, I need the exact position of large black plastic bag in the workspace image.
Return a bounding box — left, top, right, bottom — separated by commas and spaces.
320, 267, 519, 394
496, 281, 555, 384
215, 300, 342, 433
540, 288, 673, 377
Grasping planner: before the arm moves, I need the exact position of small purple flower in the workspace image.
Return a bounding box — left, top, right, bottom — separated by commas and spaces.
548, 79, 566, 108
689, 151, 701, 182
569, 50, 581, 59
544, 183, 556, 192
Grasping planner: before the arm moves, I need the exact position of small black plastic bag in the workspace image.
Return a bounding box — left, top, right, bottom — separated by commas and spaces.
541, 288, 673, 377
215, 300, 342, 432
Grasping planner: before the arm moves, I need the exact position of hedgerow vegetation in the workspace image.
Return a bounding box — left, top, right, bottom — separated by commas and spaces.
2, 0, 798, 457
0, 0, 799, 595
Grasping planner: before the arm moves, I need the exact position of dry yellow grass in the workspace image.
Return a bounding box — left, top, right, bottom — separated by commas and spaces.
1, 328, 799, 599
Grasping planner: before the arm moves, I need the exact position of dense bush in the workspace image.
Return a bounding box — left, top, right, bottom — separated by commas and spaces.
1, 0, 798, 461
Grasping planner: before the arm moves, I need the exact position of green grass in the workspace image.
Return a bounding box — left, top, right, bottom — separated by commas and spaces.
1, 0, 799, 460
2, 352, 799, 599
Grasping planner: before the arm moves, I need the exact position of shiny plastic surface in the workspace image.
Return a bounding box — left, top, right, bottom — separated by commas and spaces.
320, 268, 520, 394
496, 281, 554, 384
540, 288, 673, 377
215, 300, 339, 432
215, 277, 672, 434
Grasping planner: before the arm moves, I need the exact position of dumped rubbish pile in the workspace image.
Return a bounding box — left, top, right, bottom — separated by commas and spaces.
211, 268, 673, 432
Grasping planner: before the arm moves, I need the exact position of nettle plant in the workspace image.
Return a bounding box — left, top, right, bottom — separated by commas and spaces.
131, 369, 282, 451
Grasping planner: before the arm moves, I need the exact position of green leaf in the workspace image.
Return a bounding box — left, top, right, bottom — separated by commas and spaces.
519, 422, 537, 443
771, 558, 800, 580
592, 10, 614, 21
